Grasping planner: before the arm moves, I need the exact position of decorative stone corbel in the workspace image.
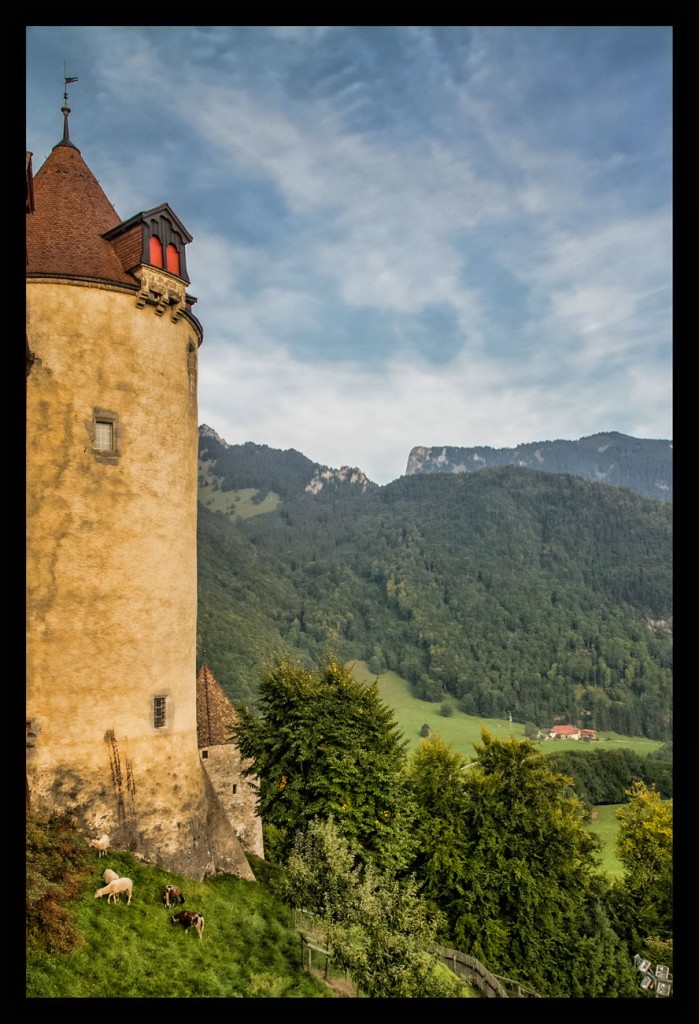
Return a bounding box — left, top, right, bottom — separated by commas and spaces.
134, 265, 187, 320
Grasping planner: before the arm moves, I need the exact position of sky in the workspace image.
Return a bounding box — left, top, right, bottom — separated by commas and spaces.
26, 25, 672, 485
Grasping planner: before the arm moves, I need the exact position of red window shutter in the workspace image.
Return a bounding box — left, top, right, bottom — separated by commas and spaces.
166, 244, 180, 276
149, 235, 163, 267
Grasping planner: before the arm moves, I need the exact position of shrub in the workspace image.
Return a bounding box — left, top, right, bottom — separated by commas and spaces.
26, 813, 92, 955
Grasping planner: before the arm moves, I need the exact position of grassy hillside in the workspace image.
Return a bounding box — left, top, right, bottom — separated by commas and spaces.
199, 457, 281, 521
26, 849, 333, 999
27, 835, 477, 999
350, 661, 663, 759
351, 660, 526, 756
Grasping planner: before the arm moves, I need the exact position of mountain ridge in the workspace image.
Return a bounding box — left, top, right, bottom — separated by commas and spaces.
199, 426, 375, 499
406, 431, 672, 502
200, 426, 672, 502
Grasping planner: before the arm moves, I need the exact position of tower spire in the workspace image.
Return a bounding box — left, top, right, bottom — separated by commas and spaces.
59, 61, 79, 149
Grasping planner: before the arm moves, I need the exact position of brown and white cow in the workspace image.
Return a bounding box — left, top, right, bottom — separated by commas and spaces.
163, 884, 185, 908
171, 910, 204, 940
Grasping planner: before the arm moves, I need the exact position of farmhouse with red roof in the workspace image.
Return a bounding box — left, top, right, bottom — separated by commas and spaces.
549, 725, 581, 740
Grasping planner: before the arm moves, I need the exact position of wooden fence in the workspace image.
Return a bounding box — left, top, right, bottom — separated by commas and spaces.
427, 943, 508, 997
294, 909, 540, 998
427, 943, 541, 998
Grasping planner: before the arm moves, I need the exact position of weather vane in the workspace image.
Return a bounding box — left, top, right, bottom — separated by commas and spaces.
63, 60, 78, 105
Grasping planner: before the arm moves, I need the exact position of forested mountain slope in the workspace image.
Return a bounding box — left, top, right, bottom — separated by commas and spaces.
197, 438, 672, 739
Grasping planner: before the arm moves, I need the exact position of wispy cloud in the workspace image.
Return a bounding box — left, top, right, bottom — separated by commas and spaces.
27, 25, 672, 483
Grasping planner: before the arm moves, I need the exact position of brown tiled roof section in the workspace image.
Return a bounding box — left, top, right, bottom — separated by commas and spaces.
26, 143, 136, 285
196, 664, 239, 748
109, 224, 143, 276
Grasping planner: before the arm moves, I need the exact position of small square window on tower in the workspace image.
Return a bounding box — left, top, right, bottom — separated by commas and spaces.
94, 420, 113, 451
153, 696, 167, 729
89, 408, 120, 464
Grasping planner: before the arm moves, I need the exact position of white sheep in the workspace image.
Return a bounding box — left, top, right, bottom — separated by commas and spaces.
103, 869, 119, 884
94, 877, 133, 905
88, 834, 110, 858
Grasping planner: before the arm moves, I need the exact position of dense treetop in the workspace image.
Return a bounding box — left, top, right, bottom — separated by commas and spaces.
233, 657, 413, 873
405, 729, 641, 997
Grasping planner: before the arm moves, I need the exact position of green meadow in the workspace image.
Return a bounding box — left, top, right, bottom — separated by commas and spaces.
349, 661, 663, 760
586, 805, 625, 877
198, 463, 280, 521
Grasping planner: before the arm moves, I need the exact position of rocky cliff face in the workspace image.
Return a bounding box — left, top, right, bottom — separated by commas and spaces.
305, 465, 373, 494
198, 426, 375, 498
406, 432, 672, 502
199, 423, 228, 448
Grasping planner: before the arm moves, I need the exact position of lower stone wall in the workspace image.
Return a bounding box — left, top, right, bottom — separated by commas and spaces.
27, 754, 217, 880
198, 744, 264, 860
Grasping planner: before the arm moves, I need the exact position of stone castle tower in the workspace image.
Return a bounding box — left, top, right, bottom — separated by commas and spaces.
26, 102, 258, 880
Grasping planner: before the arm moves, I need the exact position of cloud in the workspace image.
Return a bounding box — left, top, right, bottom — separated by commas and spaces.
198, 318, 671, 486
27, 26, 672, 484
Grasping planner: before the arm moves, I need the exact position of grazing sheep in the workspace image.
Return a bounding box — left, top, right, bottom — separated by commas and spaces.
88, 834, 110, 858
103, 869, 119, 884
163, 885, 185, 908
170, 910, 204, 939
94, 877, 133, 905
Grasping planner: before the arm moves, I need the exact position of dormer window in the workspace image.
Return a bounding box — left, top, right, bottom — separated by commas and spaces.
103, 203, 192, 284
140, 205, 191, 282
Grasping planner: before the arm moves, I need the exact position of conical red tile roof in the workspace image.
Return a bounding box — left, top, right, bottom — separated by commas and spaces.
196, 664, 240, 748
26, 139, 136, 285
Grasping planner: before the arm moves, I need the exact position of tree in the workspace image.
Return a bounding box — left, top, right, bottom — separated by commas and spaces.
284, 817, 465, 998
417, 729, 636, 997
335, 864, 464, 998
547, 748, 672, 807
610, 781, 672, 953
284, 816, 360, 933
234, 656, 414, 871
406, 734, 471, 924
